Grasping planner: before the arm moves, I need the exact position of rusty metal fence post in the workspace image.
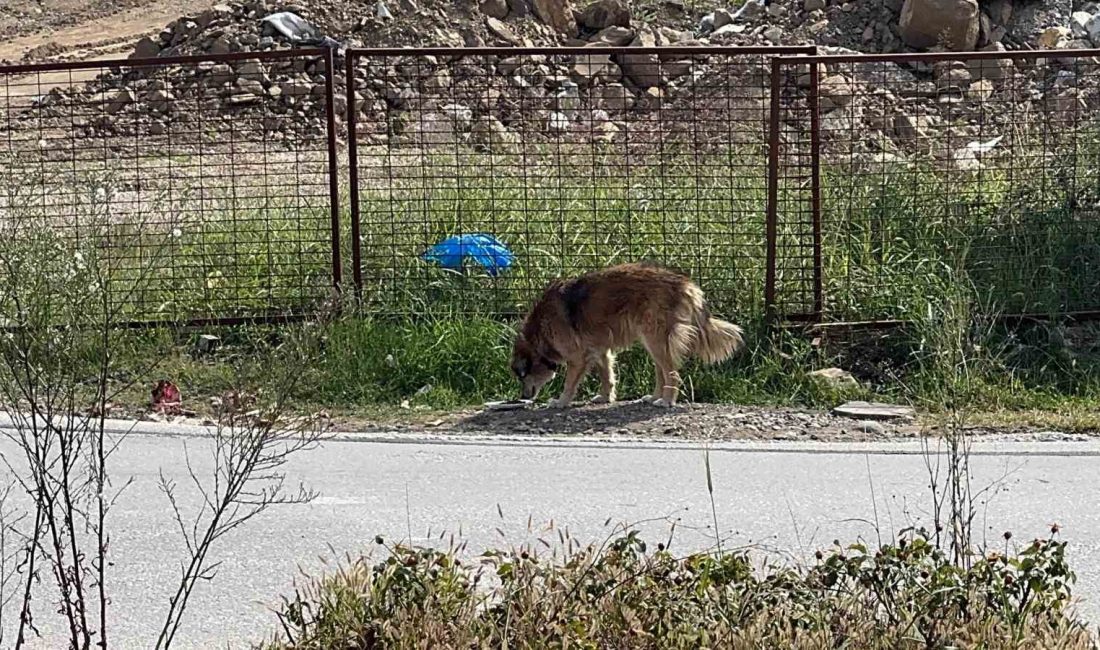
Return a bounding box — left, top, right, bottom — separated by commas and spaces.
765, 57, 782, 322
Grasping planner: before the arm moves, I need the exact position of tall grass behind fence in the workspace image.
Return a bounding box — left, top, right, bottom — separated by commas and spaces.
775, 52, 1100, 323
0, 50, 338, 326
348, 47, 810, 318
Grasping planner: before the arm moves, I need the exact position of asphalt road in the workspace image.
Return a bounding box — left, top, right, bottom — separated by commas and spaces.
3, 427, 1100, 648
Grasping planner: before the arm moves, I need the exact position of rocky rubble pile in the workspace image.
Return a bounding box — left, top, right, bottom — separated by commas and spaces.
13, 0, 1100, 158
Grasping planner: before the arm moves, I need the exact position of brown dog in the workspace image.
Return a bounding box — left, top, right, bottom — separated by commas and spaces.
511, 263, 745, 408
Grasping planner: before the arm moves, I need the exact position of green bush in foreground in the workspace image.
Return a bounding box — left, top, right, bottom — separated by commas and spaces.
264, 529, 1094, 649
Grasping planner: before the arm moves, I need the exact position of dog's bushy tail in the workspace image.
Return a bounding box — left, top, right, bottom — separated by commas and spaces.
685, 286, 745, 365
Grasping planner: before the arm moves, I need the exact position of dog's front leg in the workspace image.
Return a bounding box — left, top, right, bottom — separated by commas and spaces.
548, 361, 588, 409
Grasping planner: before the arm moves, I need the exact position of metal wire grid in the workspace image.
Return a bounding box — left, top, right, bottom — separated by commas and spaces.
0, 50, 340, 326
347, 46, 813, 318
773, 50, 1100, 324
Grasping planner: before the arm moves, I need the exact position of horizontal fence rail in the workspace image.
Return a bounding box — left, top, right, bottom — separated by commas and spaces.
771, 49, 1100, 324
0, 49, 341, 327
346, 45, 814, 319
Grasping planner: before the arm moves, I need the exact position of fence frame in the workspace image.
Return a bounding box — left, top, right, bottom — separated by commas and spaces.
770, 48, 1100, 327
344, 44, 816, 305
0, 47, 343, 328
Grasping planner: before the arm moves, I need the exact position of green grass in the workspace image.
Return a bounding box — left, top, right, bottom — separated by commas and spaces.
5, 132, 1100, 420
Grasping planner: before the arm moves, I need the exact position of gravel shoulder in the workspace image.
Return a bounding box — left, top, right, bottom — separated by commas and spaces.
327, 401, 1097, 443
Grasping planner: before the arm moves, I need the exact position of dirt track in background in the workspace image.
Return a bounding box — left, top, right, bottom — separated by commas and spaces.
0, 0, 213, 64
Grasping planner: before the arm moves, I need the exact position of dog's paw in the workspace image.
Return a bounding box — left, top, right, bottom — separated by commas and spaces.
547, 398, 572, 409
590, 394, 615, 405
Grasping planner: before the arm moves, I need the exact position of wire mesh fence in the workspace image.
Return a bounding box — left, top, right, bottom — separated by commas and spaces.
0, 49, 340, 327
772, 49, 1100, 324
347, 45, 813, 318
6, 44, 1100, 329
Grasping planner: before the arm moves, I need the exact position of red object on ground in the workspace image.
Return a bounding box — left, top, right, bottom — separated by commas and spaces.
152, 380, 182, 414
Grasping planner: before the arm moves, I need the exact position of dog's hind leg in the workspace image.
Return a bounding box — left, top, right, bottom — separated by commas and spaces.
549, 358, 588, 409
589, 350, 616, 404
639, 337, 672, 406
644, 333, 684, 408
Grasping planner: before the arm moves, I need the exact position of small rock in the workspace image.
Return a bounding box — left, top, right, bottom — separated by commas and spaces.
207, 63, 234, 85
104, 89, 135, 114
236, 77, 266, 96
855, 420, 887, 435
968, 78, 994, 101
763, 25, 784, 42
893, 113, 927, 140
469, 116, 518, 153
832, 401, 915, 420
280, 78, 314, 96
804, 0, 826, 11
548, 111, 571, 132
207, 36, 232, 55
144, 88, 173, 112
195, 334, 221, 354
810, 367, 860, 391
1037, 26, 1070, 49
711, 9, 734, 30
530, 0, 578, 37
592, 82, 634, 111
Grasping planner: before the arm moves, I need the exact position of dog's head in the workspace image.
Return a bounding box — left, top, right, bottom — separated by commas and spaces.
511, 335, 558, 400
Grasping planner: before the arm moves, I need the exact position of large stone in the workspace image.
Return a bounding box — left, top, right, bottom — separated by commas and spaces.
530, 0, 577, 36
898, 0, 979, 51
578, 0, 630, 30
968, 42, 1013, 81
480, 0, 509, 19
615, 29, 661, 88
893, 113, 928, 140
592, 82, 634, 112
131, 36, 161, 59
818, 74, 854, 111
832, 401, 915, 420
589, 25, 634, 45
571, 52, 616, 81
1088, 14, 1100, 45
486, 16, 522, 44
1071, 11, 1093, 38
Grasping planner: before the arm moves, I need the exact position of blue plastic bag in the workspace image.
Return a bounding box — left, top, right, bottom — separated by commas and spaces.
422, 234, 515, 277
